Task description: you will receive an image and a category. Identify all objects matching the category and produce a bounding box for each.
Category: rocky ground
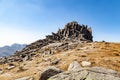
[0,21,120,80]
[0,42,119,80]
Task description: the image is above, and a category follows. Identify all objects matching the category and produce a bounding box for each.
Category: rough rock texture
[0,21,93,64]
[68,61,82,71]
[39,66,63,80]
[48,69,120,80]
[48,62,120,80]
[46,21,93,41]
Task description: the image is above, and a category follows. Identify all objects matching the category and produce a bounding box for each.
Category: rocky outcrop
[46,21,93,41]
[48,62,120,80]
[39,66,63,80]
[0,21,93,64]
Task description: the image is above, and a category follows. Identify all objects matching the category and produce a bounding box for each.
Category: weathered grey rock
[89,66,118,74]
[48,67,120,80]
[86,71,120,80]
[68,61,82,71]
[39,66,63,80]
[48,70,89,80]
[48,61,120,80]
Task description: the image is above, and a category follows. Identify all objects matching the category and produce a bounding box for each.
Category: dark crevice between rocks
[82,72,89,80]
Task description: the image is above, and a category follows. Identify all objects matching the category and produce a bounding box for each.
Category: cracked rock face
[48,62,120,80]
[48,68,120,80]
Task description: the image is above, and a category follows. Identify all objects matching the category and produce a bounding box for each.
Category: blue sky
[0,0,120,46]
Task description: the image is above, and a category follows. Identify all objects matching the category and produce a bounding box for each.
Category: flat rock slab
[48,67,120,80]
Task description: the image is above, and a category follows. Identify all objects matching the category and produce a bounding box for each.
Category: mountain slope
[0,21,93,63]
[0,42,119,80]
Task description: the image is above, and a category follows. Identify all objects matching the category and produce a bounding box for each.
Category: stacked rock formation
[0,21,93,63]
[46,21,93,41]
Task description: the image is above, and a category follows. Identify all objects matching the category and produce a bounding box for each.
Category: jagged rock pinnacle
[46,21,93,41]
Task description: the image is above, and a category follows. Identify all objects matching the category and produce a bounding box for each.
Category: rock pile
[46,21,93,41]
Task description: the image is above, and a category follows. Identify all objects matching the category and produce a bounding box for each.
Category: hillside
[0,44,26,57]
[0,22,119,80]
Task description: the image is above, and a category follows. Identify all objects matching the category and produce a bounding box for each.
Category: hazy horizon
[0,0,120,46]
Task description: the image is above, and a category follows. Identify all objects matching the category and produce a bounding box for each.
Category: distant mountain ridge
[0,43,26,57]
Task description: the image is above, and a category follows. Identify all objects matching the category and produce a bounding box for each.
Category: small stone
[51,59,60,65]
[81,61,91,67]
[23,56,29,61]
[7,66,15,70]
[15,76,34,80]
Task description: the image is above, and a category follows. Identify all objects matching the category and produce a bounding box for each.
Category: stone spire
[46,21,93,41]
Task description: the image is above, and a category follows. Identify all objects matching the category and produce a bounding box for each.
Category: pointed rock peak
[46,21,93,41]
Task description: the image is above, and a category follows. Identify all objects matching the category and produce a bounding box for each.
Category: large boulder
[49,68,120,80]
[39,66,63,80]
[48,62,120,80]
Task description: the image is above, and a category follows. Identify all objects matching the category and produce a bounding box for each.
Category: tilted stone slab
[48,67,120,80]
